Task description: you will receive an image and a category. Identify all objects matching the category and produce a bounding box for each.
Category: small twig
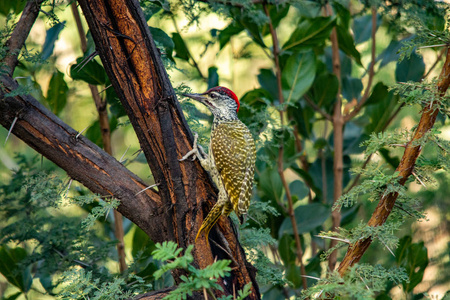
[424,48,446,79]
[76,125,89,138]
[5,116,18,145]
[98,84,113,94]
[394,203,415,217]
[390,143,407,148]
[303,94,332,121]
[357,274,371,291]
[135,183,160,196]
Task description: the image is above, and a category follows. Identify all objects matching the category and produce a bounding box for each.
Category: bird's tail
[195,202,227,243]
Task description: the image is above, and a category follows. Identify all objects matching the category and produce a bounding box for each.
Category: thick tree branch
[337,47,450,276]
[0,75,161,235]
[2,0,45,75]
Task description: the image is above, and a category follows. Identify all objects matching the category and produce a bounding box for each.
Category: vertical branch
[263,4,308,290]
[338,47,450,275]
[326,3,343,272]
[71,2,127,273]
[2,0,45,75]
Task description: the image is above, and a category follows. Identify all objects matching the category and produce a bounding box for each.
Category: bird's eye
[210,93,216,98]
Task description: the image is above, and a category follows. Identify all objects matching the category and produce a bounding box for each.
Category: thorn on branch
[76,125,89,139]
[315,235,350,244]
[412,171,427,188]
[5,116,18,145]
[119,145,131,163]
[135,183,160,196]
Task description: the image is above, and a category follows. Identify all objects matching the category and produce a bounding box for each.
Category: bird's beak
[182,93,207,103]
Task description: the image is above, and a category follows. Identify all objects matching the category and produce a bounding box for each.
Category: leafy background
[0,0,449,299]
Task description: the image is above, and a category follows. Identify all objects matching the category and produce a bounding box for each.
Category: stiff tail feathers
[195,203,223,243]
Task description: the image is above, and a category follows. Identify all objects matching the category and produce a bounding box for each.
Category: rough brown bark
[337,47,450,275]
[0,0,260,298]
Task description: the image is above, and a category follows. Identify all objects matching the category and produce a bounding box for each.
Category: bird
[179,86,256,243]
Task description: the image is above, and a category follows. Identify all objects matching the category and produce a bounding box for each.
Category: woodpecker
[180,86,256,243]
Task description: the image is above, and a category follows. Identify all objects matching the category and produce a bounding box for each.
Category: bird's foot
[180,132,206,161]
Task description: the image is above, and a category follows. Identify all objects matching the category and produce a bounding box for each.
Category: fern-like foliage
[151,241,237,300]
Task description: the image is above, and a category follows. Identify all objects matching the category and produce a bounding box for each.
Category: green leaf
[262,4,290,35]
[171,32,189,61]
[149,26,174,61]
[132,227,156,258]
[353,14,379,44]
[218,22,244,49]
[282,16,336,52]
[46,69,68,115]
[289,180,309,201]
[259,167,283,204]
[395,236,429,292]
[288,102,314,139]
[42,22,66,61]
[207,66,219,89]
[377,37,412,69]
[395,51,425,82]
[336,25,362,65]
[282,51,316,102]
[278,234,295,265]
[342,76,363,103]
[0,246,32,293]
[362,86,399,134]
[70,56,107,85]
[0,0,26,15]
[231,8,266,48]
[278,203,331,236]
[257,69,278,101]
[307,73,339,112]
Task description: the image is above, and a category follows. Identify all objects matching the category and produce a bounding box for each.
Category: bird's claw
[179,132,202,162]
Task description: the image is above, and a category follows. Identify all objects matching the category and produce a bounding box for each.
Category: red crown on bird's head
[206,86,240,112]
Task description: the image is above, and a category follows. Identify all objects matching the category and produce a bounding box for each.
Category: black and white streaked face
[183,86,240,121]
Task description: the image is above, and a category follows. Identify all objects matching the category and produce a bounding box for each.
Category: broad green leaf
[289,180,309,201]
[231,8,266,48]
[395,236,429,292]
[278,234,295,265]
[353,14,379,44]
[0,246,32,293]
[172,32,189,61]
[342,76,363,103]
[336,25,362,65]
[149,26,174,61]
[282,16,336,52]
[207,66,219,89]
[85,117,118,147]
[42,22,66,60]
[395,51,425,82]
[278,203,331,236]
[262,4,290,35]
[360,82,400,134]
[287,102,314,138]
[307,73,339,112]
[257,69,278,101]
[0,0,26,15]
[70,56,107,85]
[132,227,156,258]
[218,22,244,49]
[259,167,283,204]
[282,51,316,102]
[46,69,68,115]
[286,264,304,288]
[377,37,413,69]
[343,122,365,155]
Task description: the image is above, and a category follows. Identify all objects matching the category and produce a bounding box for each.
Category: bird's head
[183,86,239,121]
